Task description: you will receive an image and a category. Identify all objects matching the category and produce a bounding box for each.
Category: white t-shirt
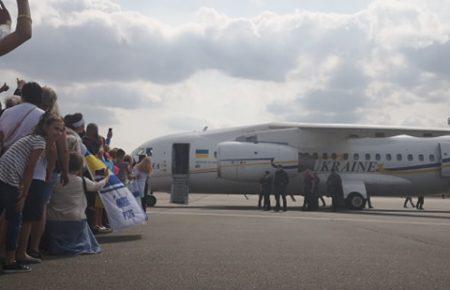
[0,103,46,180]
[48,174,107,221]
[128,167,149,198]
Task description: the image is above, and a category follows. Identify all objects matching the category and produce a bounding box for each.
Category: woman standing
[128,157,152,212]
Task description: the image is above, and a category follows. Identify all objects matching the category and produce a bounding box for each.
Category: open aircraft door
[439,143,450,177]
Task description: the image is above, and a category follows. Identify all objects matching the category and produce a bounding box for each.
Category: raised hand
[0,1,11,27]
[17,77,26,89]
[0,82,8,92]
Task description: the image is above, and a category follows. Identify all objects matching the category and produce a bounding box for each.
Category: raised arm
[0,0,32,57]
[0,82,9,93]
[85,174,109,192]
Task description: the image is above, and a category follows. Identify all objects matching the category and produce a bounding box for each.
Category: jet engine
[217,141,299,182]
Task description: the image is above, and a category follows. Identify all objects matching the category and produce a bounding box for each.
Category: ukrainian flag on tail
[84,151,147,231]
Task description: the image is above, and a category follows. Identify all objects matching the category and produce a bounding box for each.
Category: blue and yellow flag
[195,149,209,159]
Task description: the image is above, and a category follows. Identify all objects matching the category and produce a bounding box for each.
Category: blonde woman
[128,157,152,212]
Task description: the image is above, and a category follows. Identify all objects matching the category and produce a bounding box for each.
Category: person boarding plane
[132,122,450,209]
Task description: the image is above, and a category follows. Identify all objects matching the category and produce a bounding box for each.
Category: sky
[1,0,450,152]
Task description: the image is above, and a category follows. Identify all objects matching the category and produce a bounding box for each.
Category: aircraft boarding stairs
[171,174,189,204]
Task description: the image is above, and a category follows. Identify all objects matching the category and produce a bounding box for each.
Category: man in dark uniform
[310,171,320,210]
[326,168,343,211]
[303,169,313,210]
[274,165,289,212]
[416,194,425,210]
[259,171,272,210]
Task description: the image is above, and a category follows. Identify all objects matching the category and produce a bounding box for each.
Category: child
[46,153,109,255]
[0,112,64,273]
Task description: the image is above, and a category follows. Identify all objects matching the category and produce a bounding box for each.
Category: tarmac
[2,193,450,289]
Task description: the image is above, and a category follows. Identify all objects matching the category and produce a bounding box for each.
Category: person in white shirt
[0,82,44,151]
[128,157,152,212]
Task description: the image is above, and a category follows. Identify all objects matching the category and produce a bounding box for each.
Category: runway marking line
[151,210,450,227]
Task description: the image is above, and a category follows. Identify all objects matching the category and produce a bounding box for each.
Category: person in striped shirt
[0,112,64,273]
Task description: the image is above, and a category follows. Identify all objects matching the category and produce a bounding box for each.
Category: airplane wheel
[146,195,157,207]
[346,192,365,210]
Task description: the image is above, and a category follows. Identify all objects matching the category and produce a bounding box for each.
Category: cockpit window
[146,147,153,156]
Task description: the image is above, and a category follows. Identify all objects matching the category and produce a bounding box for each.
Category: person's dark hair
[116,149,125,158]
[33,112,63,136]
[138,154,146,162]
[64,113,83,130]
[124,155,132,164]
[68,152,84,173]
[21,82,42,105]
[86,123,99,138]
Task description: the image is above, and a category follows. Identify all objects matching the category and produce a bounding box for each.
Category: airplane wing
[268,123,450,138]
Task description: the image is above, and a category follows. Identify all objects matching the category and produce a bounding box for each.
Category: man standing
[259,171,273,211]
[303,169,313,210]
[274,165,289,212]
[416,194,425,210]
[403,194,415,208]
[327,168,343,211]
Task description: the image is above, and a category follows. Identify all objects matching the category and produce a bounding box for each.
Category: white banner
[85,153,147,231]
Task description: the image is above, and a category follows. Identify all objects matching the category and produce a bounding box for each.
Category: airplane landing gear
[145,194,157,207]
[346,192,365,210]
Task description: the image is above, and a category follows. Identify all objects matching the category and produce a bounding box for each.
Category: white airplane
[132,122,450,209]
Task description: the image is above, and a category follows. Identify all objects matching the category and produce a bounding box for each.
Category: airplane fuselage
[132,123,450,205]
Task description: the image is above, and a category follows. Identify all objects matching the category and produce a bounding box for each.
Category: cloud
[1,0,450,151]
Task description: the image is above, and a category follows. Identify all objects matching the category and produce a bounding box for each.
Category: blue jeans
[0,181,22,251]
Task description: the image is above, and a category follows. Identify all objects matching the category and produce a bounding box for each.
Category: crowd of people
[258,167,428,212]
[258,167,347,212]
[0,79,152,274]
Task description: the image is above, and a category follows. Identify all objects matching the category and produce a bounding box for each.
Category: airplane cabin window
[331,153,337,160]
[418,154,424,161]
[407,154,413,161]
[353,153,359,160]
[396,154,402,161]
[375,153,381,161]
[386,154,392,161]
[429,154,435,162]
[343,153,349,160]
[322,153,328,160]
[365,153,371,160]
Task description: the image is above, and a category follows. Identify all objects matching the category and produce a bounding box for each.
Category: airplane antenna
[203,126,208,132]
